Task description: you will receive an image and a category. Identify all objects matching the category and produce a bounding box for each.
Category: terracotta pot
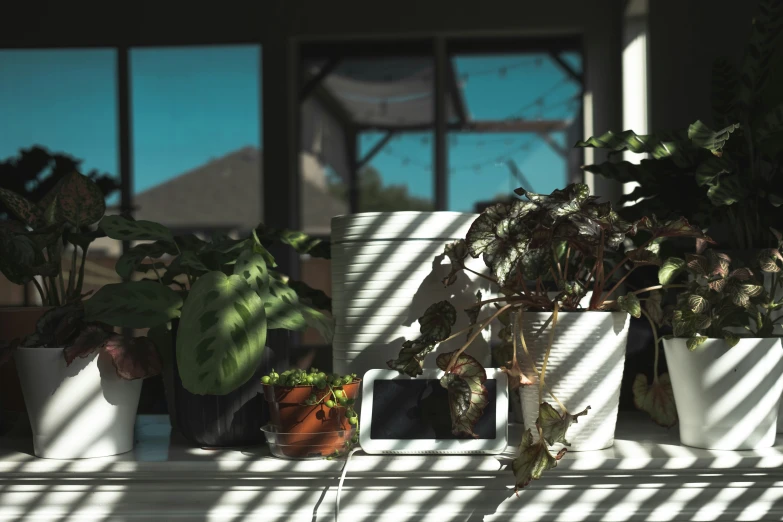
[0,307,50,413]
[262,381,360,457]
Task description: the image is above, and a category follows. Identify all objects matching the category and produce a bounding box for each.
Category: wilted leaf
[659,257,686,285]
[617,292,642,318]
[512,429,567,491]
[632,373,677,427]
[436,352,488,437]
[538,402,590,446]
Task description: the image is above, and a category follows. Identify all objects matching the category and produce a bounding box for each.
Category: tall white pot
[664,337,783,450]
[15,347,143,459]
[518,311,629,451]
[331,212,493,376]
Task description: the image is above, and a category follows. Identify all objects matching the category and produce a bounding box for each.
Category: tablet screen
[369,379,497,440]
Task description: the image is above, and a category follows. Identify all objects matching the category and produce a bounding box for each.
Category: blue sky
[0,46,580,213]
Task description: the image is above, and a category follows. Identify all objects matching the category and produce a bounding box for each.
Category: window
[0,48,120,305]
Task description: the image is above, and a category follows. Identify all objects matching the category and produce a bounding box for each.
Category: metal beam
[358,119,570,133]
[299,57,341,102]
[434,37,448,211]
[446,57,468,124]
[536,132,569,158]
[356,132,395,170]
[346,128,359,213]
[549,51,583,86]
[117,46,133,251]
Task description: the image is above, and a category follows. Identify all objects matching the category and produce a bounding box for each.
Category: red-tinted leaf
[436,352,488,437]
[729,267,754,281]
[63,325,113,365]
[0,188,40,228]
[57,171,106,227]
[632,373,677,428]
[387,338,439,377]
[102,334,162,380]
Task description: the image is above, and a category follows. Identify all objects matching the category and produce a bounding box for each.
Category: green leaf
[659,257,686,285]
[0,188,40,227]
[418,301,457,340]
[756,102,783,142]
[84,281,183,328]
[706,174,748,206]
[687,120,740,152]
[581,157,671,185]
[387,338,439,377]
[758,249,782,272]
[723,331,741,348]
[538,402,590,446]
[575,128,690,159]
[617,292,642,318]
[442,239,469,286]
[299,305,335,344]
[177,251,210,273]
[687,335,709,350]
[100,215,174,243]
[232,248,270,295]
[176,271,267,395]
[632,373,678,428]
[512,429,567,491]
[56,171,106,227]
[687,294,710,314]
[286,279,332,311]
[115,241,177,279]
[262,274,306,330]
[255,225,330,259]
[694,154,733,187]
[436,352,489,437]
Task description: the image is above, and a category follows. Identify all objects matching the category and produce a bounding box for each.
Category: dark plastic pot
[170,319,280,448]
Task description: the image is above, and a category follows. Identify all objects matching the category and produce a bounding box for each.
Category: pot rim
[262,379,362,390]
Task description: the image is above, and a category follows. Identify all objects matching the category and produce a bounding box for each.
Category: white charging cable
[335,448,359,522]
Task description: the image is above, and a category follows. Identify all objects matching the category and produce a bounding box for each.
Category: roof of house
[130,147,347,236]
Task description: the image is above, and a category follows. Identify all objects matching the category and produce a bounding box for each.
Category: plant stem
[68,245,78,297]
[31,278,47,305]
[552,245,563,282]
[539,302,559,406]
[563,246,572,281]
[515,310,568,413]
[601,265,638,302]
[75,247,88,296]
[602,236,655,288]
[463,266,498,285]
[640,308,661,383]
[632,283,687,295]
[445,303,515,372]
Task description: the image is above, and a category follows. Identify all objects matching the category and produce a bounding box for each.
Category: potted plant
[83,216,334,448]
[648,237,783,450]
[0,171,160,459]
[387,183,711,491]
[260,367,360,459]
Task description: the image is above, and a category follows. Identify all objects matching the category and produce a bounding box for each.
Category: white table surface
[2,413,783,521]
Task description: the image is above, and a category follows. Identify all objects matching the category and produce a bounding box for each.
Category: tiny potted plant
[387,183,711,491]
[0,171,160,459]
[260,367,360,459]
[646,234,783,450]
[84,216,334,448]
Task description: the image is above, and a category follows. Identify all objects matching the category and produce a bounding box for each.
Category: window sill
[1,413,782,521]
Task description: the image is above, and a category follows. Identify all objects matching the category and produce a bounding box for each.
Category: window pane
[448,52,583,212]
[0,49,120,304]
[130,45,262,234]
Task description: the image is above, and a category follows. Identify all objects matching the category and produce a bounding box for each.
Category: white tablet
[359,368,508,454]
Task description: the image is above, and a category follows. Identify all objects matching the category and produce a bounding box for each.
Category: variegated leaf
[56,171,106,227]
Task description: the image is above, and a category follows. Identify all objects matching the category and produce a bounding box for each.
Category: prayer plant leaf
[436,352,489,438]
[687,120,741,152]
[84,281,183,329]
[538,402,590,446]
[512,429,568,491]
[115,241,178,279]
[632,373,678,428]
[617,292,642,318]
[100,215,175,243]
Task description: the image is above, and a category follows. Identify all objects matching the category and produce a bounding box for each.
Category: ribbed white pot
[331,212,493,376]
[664,337,783,450]
[518,311,629,451]
[15,347,143,459]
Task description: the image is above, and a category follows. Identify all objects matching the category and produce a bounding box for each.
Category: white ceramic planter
[331,212,494,376]
[518,311,629,451]
[15,347,143,459]
[664,337,783,450]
